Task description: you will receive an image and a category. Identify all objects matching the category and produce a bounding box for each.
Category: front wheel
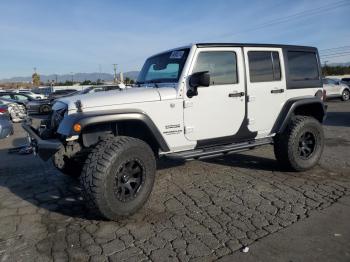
[80,136,156,220]
[274,116,324,171]
[40,104,51,114]
[341,89,350,101]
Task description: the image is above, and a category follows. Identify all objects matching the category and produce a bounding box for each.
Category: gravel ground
[0,100,349,262]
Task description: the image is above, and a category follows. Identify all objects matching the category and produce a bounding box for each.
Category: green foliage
[322,66,350,76]
[32,73,41,86]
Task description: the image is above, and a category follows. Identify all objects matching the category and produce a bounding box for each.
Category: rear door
[184,47,246,142]
[244,47,286,137]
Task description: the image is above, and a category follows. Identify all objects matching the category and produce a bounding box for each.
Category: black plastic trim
[22,123,62,161]
[57,109,170,152]
[271,97,326,134]
[282,47,323,90]
[196,43,317,50]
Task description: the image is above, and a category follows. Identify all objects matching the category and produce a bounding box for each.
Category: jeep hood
[57,87,177,111]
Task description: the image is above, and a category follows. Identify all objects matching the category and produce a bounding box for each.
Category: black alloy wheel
[298,131,316,160]
[114,159,145,202]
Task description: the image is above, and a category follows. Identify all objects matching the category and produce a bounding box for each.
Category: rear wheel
[80,136,156,220]
[274,116,324,171]
[341,89,350,101]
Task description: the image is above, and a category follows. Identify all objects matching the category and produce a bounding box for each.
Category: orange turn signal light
[73,123,82,132]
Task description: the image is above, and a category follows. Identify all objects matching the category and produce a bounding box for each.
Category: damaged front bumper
[22,122,62,161]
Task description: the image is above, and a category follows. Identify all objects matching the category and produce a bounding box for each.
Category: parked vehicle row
[0,92,52,114]
[0,98,26,122]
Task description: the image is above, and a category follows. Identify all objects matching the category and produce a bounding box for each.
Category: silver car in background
[323,78,350,101]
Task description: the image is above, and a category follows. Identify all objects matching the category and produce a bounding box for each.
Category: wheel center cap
[122,174,129,182]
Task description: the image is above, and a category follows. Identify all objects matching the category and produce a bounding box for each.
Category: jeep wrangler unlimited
[23,43,326,220]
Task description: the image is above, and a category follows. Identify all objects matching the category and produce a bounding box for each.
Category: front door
[244,47,286,137]
[184,47,246,142]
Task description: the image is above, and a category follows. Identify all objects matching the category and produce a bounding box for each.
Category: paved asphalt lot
[0,101,349,262]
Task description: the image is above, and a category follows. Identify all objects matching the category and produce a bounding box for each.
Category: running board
[166,138,273,160]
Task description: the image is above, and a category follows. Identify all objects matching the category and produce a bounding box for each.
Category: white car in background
[16,90,46,99]
[323,78,350,101]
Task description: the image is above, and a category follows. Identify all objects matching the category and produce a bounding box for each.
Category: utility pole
[113,64,118,83]
[70,72,74,84]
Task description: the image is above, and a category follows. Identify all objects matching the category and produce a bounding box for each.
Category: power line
[206,0,350,41]
[319,45,350,53]
[321,51,350,58]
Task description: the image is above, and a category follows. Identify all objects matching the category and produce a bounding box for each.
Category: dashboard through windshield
[136,48,190,85]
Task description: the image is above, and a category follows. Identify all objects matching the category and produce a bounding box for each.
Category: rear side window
[287,51,319,81]
[248,51,281,82]
[193,51,238,85]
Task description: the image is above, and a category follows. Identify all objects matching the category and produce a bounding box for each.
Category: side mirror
[187,71,210,98]
[189,71,210,88]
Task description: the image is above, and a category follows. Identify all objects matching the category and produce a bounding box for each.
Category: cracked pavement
[0,101,349,261]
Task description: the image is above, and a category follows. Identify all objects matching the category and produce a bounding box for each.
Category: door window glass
[193,51,238,85]
[248,51,281,82]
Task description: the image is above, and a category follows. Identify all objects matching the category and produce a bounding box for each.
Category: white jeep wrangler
[23,43,326,220]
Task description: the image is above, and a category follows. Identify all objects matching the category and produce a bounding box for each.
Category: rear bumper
[22,122,62,161]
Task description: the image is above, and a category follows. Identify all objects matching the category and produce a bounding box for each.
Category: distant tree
[322,65,350,76]
[32,73,41,86]
[81,80,92,85]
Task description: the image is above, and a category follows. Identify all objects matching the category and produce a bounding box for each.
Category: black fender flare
[271,97,326,134]
[57,109,170,152]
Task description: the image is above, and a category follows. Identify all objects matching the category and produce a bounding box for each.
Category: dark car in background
[48,89,78,101]
[0,92,52,114]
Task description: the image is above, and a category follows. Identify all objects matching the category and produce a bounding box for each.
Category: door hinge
[183,100,193,108]
[184,126,194,134]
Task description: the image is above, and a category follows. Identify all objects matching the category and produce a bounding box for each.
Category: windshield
[136,48,190,85]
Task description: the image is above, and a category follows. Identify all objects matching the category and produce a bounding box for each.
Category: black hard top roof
[196,43,318,50]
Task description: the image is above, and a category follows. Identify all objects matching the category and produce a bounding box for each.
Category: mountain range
[0,71,140,83]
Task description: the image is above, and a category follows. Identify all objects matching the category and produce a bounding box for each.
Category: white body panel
[243,47,286,138]
[183,47,246,141]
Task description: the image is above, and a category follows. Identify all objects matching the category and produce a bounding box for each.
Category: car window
[326,79,336,84]
[193,51,238,85]
[287,51,319,81]
[13,94,29,101]
[248,51,281,82]
[0,95,12,99]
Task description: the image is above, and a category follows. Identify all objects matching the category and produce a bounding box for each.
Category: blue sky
[0,0,349,79]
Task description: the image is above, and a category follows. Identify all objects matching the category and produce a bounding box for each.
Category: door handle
[229,92,245,98]
[271,89,284,94]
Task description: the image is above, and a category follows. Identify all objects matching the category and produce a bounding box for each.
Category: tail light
[0,108,8,114]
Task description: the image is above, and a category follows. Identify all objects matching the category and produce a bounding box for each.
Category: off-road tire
[341,89,350,101]
[80,136,156,220]
[274,116,324,171]
[52,156,83,178]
